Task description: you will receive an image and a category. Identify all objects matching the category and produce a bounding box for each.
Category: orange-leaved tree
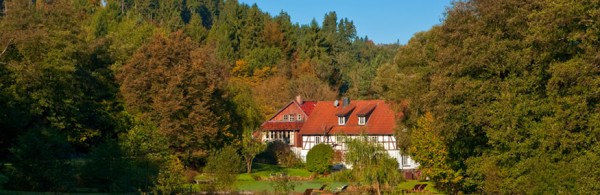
[118,30,226,167]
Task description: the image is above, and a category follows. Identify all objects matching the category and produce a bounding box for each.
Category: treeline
[375,0,600,193]
[0,0,396,192]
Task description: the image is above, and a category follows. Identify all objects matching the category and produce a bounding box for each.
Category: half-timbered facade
[261,97,418,170]
[260,96,316,147]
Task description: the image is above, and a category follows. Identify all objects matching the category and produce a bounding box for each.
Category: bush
[331,169,356,182]
[81,140,138,192]
[203,145,243,191]
[270,171,296,194]
[306,144,334,173]
[256,140,303,167]
[7,128,75,191]
[153,155,186,194]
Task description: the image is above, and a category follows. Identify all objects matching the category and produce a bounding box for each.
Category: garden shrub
[306,144,334,173]
[270,171,296,194]
[332,169,355,182]
[256,140,303,167]
[153,155,186,194]
[203,145,243,191]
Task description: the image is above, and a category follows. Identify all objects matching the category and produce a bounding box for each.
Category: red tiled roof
[300,100,396,135]
[335,104,356,116]
[298,101,317,116]
[357,103,377,116]
[261,121,304,130]
[265,100,317,122]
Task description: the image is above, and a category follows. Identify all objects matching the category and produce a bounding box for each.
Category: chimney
[342,97,350,107]
[296,95,303,105]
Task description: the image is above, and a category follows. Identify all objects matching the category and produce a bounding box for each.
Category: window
[338,116,346,125]
[297,114,302,121]
[289,114,295,122]
[358,116,366,125]
[402,155,410,167]
[283,115,288,121]
[370,136,377,142]
[315,136,321,144]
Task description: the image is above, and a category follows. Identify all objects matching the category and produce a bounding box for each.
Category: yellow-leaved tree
[410,112,462,192]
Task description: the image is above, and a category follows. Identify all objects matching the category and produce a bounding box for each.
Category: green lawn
[237,180,348,193]
[233,163,351,192]
[235,163,441,193]
[237,163,312,180]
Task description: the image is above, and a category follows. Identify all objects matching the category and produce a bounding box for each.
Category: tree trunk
[246,157,253,174]
[376,182,381,195]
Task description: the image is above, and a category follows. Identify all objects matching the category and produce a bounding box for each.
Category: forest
[0,0,599,194]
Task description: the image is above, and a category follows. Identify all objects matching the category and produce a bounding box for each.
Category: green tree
[204,145,243,191]
[120,122,170,191]
[410,113,462,192]
[306,143,334,173]
[241,129,266,174]
[375,0,600,193]
[153,155,186,194]
[346,136,402,195]
[0,0,129,153]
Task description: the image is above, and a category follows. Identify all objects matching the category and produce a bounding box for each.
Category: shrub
[270,172,296,194]
[8,128,75,191]
[203,145,243,191]
[153,155,186,194]
[82,140,137,192]
[331,169,355,182]
[306,144,334,173]
[184,169,200,183]
[256,140,303,167]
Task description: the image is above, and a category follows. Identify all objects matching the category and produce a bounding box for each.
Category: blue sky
[238,0,454,44]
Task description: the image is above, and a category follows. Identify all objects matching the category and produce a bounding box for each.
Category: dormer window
[338,116,346,125]
[358,116,366,125]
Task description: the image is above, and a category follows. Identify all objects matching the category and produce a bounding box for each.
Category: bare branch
[0,38,14,58]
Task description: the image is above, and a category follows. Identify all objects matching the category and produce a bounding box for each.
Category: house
[260,96,418,171]
[260,96,316,147]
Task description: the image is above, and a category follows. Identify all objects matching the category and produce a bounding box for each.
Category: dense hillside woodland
[0,0,397,192]
[0,0,598,193]
[374,0,600,193]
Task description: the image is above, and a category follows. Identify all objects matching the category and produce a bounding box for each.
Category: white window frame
[315,136,321,144]
[297,114,302,121]
[338,116,346,125]
[289,114,295,122]
[358,116,366,125]
[283,115,288,121]
[402,155,410,167]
